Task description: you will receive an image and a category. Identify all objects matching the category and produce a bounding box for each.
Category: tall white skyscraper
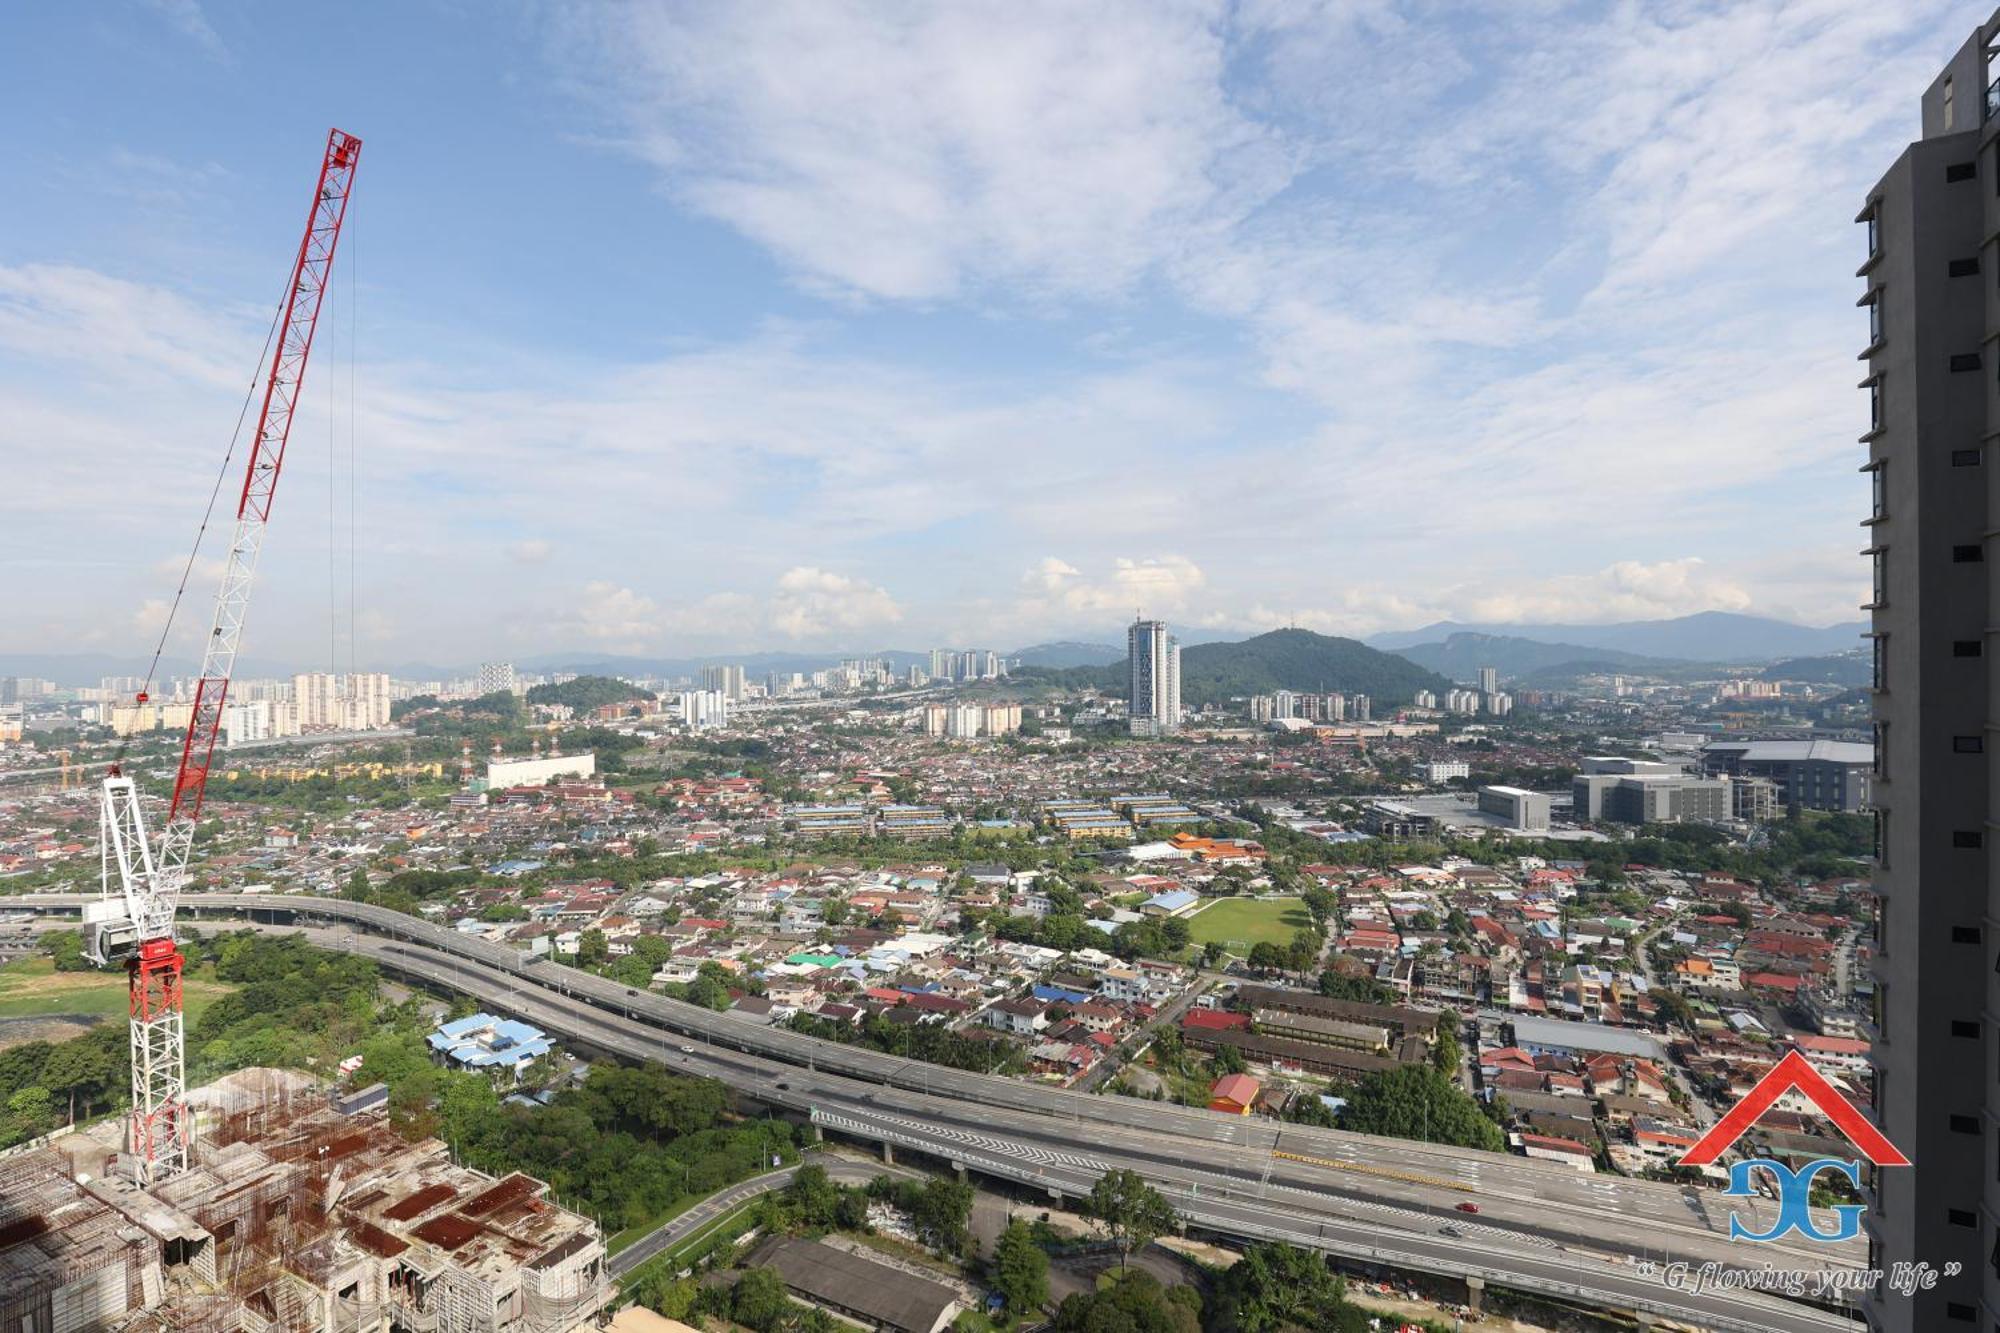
[1476,665,1499,696]
[1127,619,1181,738]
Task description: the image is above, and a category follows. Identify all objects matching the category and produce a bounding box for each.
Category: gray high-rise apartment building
[700,664,747,701]
[1127,618,1181,737]
[1476,665,1498,696]
[1861,14,2000,1329]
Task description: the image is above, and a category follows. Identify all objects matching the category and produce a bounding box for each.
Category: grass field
[1187,897,1313,954]
[0,956,235,1022]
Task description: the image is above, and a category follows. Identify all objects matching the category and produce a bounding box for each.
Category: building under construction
[0,1068,607,1333]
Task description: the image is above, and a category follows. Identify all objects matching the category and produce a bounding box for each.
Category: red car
[1455,1201,1481,1214]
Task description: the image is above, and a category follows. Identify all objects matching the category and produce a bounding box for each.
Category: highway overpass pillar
[951,1160,967,1183]
[881,1142,895,1166]
[1463,1275,1483,1314]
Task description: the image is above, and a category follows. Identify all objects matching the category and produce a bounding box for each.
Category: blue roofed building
[1140,888,1200,918]
[428,1013,554,1079]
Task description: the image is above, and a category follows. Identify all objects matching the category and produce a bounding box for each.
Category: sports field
[0,955,234,1021]
[1187,897,1313,954]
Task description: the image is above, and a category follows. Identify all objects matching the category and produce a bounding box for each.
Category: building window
[1952,1114,1980,1135]
[1875,723,1889,776]
[1951,1208,1978,1227]
[1956,735,1985,754]
[1955,1021,1981,1038]
[1874,635,1889,687]
[1947,161,1977,183]
[1946,75,1957,129]
[1955,640,1982,657]
[1943,1302,1973,1322]
[1871,379,1885,432]
[1873,549,1888,605]
[1872,463,1886,519]
[1954,447,1982,466]
[1875,808,1888,866]
[1953,925,1981,943]
[1874,980,1889,1037]
[1957,544,1987,562]
[1952,256,1982,275]
[1956,831,1985,848]
[1953,352,1983,372]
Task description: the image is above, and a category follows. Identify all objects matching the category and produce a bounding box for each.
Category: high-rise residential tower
[1860,15,1999,1329]
[1127,618,1181,738]
[1477,665,1498,696]
[700,664,747,701]
[476,661,517,696]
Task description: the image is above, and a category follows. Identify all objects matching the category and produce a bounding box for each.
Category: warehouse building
[1698,739,1873,813]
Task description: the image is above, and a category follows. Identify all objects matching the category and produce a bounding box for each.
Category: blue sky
[0,1,1970,664]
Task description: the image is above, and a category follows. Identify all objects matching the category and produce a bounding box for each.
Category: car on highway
[776,1081,790,1090]
[1439,1224,1464,1237]
[679,1044,695,1054]
[1455,1201,1480,1214]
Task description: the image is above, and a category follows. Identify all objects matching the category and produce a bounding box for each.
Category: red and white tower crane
[86,129,361,1188]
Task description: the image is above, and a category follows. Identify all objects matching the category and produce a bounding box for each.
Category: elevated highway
[26,892,1869,1332]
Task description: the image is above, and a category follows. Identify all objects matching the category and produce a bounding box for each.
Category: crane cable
[111,276,290,774]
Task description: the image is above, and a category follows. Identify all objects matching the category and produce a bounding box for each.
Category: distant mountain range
[1019,627,1449,706]
[1365,611,1866,663]
[1008,641,1125,668]
[1390,632,1679,682]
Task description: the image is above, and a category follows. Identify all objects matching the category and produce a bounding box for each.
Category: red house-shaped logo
[1678,1049,1909,1168]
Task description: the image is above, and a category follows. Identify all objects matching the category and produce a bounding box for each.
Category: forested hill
[1018,628,1450,706]
[523,674,656,711]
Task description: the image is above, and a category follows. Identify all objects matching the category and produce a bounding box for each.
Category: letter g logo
[1725,1158,1864,1243]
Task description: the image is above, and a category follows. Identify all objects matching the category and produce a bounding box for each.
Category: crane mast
[88,129,360,1188]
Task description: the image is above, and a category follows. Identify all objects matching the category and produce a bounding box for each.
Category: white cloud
[561,1,1294,302]
[565,582,661,652]
[505,538,554,564]
[769,567,903,639]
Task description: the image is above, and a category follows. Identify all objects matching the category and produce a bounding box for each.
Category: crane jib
[165,128,361,833]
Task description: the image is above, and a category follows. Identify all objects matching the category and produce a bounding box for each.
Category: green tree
[912,1177,974,1256]
[1212,1241,1348,1333]
[1051,1271,1199,1333]
[1247,942,1287,973]
[785,1164,841,1229]
[40,929,89,972]
[1338,1065,1503,1152]
[1082,1169,1179,1268]
[731,1266,793,1333]
[992,1219,1050,1316]
[576,928,609,967]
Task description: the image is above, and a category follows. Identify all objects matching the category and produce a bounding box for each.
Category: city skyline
[0,2,1968,662]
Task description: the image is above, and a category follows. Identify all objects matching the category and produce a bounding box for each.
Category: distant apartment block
[477,660,518,695]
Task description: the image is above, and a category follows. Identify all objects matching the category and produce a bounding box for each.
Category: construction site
[0,1067,608,1333]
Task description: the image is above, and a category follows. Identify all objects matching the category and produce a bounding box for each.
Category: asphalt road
[608,1153,917,1278]
[35,893,1871,1332]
